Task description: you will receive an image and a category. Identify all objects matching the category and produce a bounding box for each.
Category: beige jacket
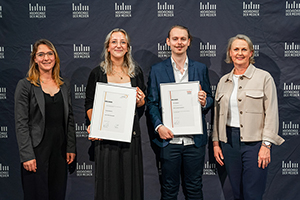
[212,64,284,145]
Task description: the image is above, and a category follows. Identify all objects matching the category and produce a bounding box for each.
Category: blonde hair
[27,39,63,87]
[225,34,255,64]
[100,28,135,77]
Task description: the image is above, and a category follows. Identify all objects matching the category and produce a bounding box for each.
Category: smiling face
[34,44,56,73]
[229,39,253,68]
[107,31,128,61]
[166,27,190,56]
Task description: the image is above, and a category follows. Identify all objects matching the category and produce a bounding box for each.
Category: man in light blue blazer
[146,25,213,199]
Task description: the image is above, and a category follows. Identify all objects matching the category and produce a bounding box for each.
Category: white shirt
[227,74,241,127]
[169,56,195,145]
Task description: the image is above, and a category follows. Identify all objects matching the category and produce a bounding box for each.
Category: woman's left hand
[198,84,206,107]
[258,145,271,169]
[66,153,76,164]
[136,87,145,107]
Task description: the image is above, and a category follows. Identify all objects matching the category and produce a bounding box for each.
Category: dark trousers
[21,134,67,200]
[160,143,205,200]
[221,126,268,200]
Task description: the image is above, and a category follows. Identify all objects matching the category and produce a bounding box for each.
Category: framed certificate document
[89,82,136,143]
[160,81,203,135]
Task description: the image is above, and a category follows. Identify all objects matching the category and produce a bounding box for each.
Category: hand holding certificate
[160,81,203,135]
[89,83,136,143]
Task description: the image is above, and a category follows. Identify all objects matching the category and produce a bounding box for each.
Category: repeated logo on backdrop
[199,42,216,57]
[115,2,131,18]
[74,44,90,59]
[282,121,299,136]
[0,126,8,139]
[76,162,93,177]
[28,3,46,18]
[282,160,298,175]
[74,83,86,99]
[157,43,171,58]
[157,2,174,17]
[199,2,216,17]
[0,46,4,59]
[285,1,300,16]
[0,163,9,178]
[75,122,88,138]
[72,3,89,18]
[203,161,217,175]
[243,2,260,17]
[283,82,300,97]
[284,42,300,57]
[0,87,6,99]
[0,5,2,18]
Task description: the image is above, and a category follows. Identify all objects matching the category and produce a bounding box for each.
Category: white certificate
[89,82,136,143]
[160,81,203,135]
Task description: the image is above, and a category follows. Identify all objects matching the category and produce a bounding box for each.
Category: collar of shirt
[171,56,189,83]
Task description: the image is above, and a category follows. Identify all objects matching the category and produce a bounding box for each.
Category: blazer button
[239,86,242,89]
[240,111,243,114]
[238,99,242,102]
[240,136,243,139]
[240,77,243,80]
[240,124,243,128]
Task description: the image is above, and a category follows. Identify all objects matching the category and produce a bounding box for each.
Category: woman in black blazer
[14,39,76,200]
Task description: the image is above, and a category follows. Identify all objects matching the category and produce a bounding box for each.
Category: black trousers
[21,133,67,200]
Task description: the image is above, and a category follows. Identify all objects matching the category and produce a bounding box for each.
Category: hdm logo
[72,3,89,18]
[74,44,90,59]
[157,43,171,58]
[0,5,2,18]
[199,2,216,17]
[0,126,8,138]
[157,2,174,17]
[29,3,46,18]
[282,161,298,175]
[0,46,4,59]
[200,42,216,57]
[284,42,300,57]
[253,44,259,57]
[75,122,88,138]
[243,2,260,17]
[74,84,86,99]
[282,121,299,136]
[115,2,131,17]
[0,163,9,178]
[203,161,217,175]
[0,87,6,99]
[286,1,300,16]
[76,162,93,176]
[283,82,300,97]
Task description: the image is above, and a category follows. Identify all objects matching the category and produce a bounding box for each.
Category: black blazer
[14,78,76,163]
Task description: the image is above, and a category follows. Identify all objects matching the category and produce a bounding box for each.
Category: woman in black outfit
[15,39,76,200]
[85,28,146,200]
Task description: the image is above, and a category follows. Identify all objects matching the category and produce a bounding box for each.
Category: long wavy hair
[225,34,255,64]
[100,28,135,77]
[27,39,63,87]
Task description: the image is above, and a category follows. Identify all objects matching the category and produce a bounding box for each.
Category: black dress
[85,66,145,200]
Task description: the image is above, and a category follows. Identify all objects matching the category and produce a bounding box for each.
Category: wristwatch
[263,141,271,146]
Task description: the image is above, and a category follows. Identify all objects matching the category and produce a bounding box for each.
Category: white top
[108,82,132,87]
[227,74,240,127]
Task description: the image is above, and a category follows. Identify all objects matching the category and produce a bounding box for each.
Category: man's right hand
[157,125,174,140]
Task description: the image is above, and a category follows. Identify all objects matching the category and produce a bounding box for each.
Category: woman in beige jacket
[212,34,284,200]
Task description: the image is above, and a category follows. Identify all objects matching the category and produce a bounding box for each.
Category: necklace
[113,70,124,80]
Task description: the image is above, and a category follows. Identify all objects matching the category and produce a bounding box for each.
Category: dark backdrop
[0,1,299,199]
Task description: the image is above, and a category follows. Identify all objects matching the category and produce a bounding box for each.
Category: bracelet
[261,143,271,150]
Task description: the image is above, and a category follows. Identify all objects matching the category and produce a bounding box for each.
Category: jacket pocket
[245,91,264,113]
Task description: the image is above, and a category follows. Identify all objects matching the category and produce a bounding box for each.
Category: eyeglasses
[36,51,54,58]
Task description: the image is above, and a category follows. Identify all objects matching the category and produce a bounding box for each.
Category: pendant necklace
[113,69,124,80]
